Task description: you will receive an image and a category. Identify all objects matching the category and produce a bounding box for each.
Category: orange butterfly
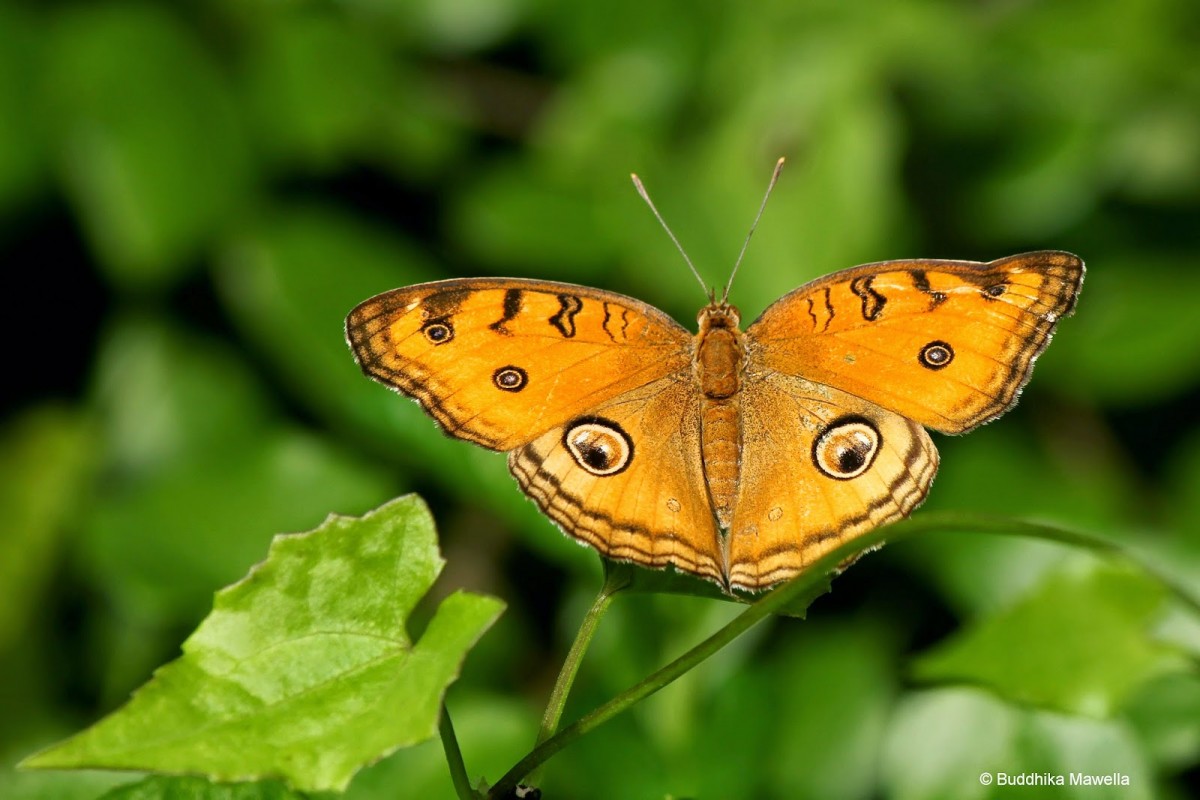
[346,174,1082,592]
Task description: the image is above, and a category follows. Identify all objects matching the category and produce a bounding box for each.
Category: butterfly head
[698,301,741,332]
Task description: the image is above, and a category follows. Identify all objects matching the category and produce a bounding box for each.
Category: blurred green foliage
[1,0,1198,798]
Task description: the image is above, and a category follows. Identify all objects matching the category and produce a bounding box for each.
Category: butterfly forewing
[745,251,1084,434]
[346,278,693,450]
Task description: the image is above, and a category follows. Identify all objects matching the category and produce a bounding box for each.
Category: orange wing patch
[747,251,1083,434]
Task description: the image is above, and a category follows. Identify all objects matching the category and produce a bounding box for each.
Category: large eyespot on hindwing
[492,365,528,392]
[812,416,881,480]
[563,416,633,476]
[918,340,954,371]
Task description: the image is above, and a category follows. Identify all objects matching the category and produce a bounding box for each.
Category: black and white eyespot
[918,340,954,371]
[984,283,1007,298]
[563,416,633,476]
[493,365,528,392]
[812,416,881,480]
[421,317,454,344]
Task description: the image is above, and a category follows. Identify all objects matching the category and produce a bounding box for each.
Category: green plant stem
[519,568,629,791]
[911,513,1200,616]
[486,512,1198,798]
[487,527,858,798]
[537,571,626,745]
[439,704,479,800]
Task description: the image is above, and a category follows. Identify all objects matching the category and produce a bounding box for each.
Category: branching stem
[485,512,1192,798]
[440,704,480,800]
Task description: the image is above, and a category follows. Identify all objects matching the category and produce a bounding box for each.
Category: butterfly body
[694,303,746,527]
[347,251,1083,592]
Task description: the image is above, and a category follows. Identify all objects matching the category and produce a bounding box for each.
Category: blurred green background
[2,0,1198,798]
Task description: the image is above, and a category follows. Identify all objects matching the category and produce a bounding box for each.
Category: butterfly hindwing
[726,373,938,590]
[508,376,724,584]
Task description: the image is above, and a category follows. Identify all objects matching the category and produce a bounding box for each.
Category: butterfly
[346,180,1082,592]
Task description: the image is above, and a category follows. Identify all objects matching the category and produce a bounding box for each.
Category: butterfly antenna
[721,156,785,303]
[631,172,712,301]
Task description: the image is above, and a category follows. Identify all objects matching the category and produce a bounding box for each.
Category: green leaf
[912,561,1185,716]
[450,160,624,278]
[763,622,896,800]
[99,775,304,800]
[243,14,396,170]
[214,207,437,440]
[1045,254,1200,405]
[88,317,275,474]
[0,4,47,214]
[0,763,135,800]
[1123,671,1200,773]
[43,5,250,288]
[0,406,95,650]
[23,496,505,793]
[899,422,1133,616]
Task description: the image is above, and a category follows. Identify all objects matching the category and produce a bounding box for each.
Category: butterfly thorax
[695,303,745,531]
[695,303,744,399]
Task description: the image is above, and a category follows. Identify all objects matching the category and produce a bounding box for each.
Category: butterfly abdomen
[700,400,740,529]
